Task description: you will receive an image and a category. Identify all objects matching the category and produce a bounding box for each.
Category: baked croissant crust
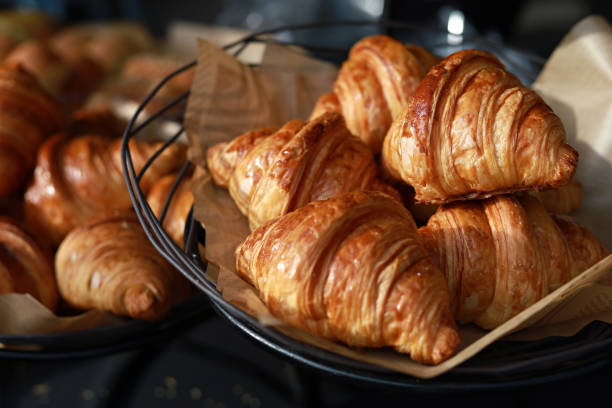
[207,112,400,230]
[0,217,57,311]
[236,191,460,365]
[311,35,439,153]
[24,114,186,245]
[0,65,64,198]
[382,49,579,204]
[147,172,194,249]
[418,194,609,329]
[55,214,191,320]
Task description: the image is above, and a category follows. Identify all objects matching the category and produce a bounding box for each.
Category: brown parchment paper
[187,16,612,379]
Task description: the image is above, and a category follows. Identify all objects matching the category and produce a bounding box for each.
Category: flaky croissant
[55,214,191,320]
[382,49,578,204]
[0,65,64,198]
[147,172,194,249]
[207,112,400,230]
[0,217,57,311]
[418,194,609,329]
[310,35,439,153]
[24,113,186,245]
[236,191,460,364]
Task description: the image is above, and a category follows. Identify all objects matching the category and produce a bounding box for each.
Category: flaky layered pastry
[55,214,191,320]
[207,112,400,230]
[24,110,185,245]
[419,194,609,329]
[0,217,57,311]
[310,35,439,153]
[236,191,460,365]
[0,65,64,198]
[382,49,578,204]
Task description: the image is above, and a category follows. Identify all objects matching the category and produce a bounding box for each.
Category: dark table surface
[2,299,612,408]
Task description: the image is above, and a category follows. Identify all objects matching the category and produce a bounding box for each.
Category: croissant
[529,178,583,214]
[236,191,460,364]
[4,40,72,98]
[147,172,194,248]
[382,49,579,204]
[0,65,64,198]
[311,35,439,153]
[0,217,57,311]
[24,115,186,245]
[207,112,400,230]
[418,194,609,329]
[55,214,191,320]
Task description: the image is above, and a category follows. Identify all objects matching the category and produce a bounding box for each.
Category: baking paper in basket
[187,16,612,378]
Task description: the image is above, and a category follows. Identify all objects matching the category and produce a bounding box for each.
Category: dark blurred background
[2,0,612,58]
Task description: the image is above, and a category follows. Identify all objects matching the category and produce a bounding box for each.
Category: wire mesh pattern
[120,20,612,390]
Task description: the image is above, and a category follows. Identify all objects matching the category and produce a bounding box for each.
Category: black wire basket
[120,20,612,391]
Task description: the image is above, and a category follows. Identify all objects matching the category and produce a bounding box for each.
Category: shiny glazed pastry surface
[24,110,185,245]
[0,65,64,197]
[382,49,578,204]
[418,194,609,329]
[0,217,57,311]
[236,191,460,365]
[207,112,400,230]
[55,214,191,320]
[311,35,439,153]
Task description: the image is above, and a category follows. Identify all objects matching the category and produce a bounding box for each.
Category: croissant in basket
[24,109,186,245]
[55,214,191,320]
[147,171,194,249]
[4,39,73,99]
[207,112,400,230]
[310,34,439,154]
[382,49,579,204]
[236,190,460,364]
[0,64,64,198]
[418,194,609,329]
[0,217,57,311]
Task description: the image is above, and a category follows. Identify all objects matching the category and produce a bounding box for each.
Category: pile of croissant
[0,10,195,322]
[206,34,610,365]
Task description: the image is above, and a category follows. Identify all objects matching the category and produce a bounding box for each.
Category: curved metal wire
[120,19,612,388]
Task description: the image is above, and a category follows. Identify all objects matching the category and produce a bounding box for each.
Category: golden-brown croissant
[4,40,72,98]
[0,64,64,198]
[55,214,191,320]
[236,190,460,364]
[49,22,154,74]
[207,112,400,230]
[311,35,439,153]
[382,49,578,204]
[147,172,194,249]
[529,178,583,214]
[0,217,57,311]
[418,194,609,329]
[24,115,186,246]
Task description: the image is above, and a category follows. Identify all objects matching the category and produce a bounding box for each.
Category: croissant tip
[429,324,461,365]
[124,284,167,321]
